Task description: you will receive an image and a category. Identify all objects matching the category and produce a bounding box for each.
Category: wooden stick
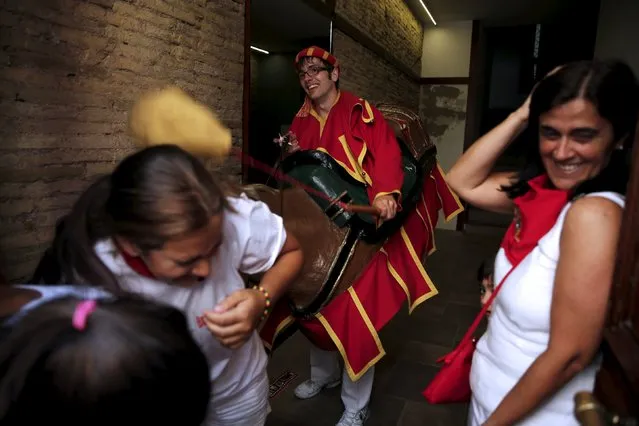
[342,203,381,216]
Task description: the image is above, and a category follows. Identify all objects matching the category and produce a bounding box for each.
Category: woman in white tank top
[445,60,639,425]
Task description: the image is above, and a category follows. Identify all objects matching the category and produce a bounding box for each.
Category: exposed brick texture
[333,30,420,111]
[335,0,423,74]
[0,0,244,282]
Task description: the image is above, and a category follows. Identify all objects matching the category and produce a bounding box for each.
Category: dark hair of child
[477,255,496,283]
[0,295,211,426]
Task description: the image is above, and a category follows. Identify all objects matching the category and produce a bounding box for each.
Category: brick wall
[335,0,423,74]
[333,31,420,110]
[332,0,422,111]
[0,0,245,282]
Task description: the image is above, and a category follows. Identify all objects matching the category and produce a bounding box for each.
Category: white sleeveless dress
[467,192,625,426]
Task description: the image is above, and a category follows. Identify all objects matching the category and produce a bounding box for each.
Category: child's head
[0,295,211,426]
[35,144,229,288]
[107,145,228,285]
[476,255,495,284]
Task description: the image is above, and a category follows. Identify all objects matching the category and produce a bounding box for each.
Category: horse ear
[128,86,232,161]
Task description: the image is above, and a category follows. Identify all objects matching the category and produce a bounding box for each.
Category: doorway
[247,0,331,185]
[463,1,601,230]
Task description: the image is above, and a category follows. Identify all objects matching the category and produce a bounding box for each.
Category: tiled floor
[265,228,504,426]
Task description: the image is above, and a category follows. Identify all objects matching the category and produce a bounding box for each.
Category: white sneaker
[293,377,341,399]
[336,407,370,426]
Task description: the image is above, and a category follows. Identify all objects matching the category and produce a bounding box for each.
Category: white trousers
[309,345,374,412]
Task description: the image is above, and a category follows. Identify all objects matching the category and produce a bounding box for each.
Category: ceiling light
[417,0,437,26]
[250,46,270,55]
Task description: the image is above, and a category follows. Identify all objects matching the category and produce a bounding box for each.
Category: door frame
[242,0,252,184]
[594,116,639,416]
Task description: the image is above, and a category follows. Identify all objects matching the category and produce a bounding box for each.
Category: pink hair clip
[72,300,98,331]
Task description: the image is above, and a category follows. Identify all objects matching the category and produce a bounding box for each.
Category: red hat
[294,46,339,68]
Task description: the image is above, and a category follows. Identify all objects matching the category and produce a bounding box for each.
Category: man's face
[298,57,339,101]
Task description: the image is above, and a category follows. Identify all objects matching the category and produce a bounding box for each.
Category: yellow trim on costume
[348,287,386,369]
[435,163,464,222]
[310,108,327,137]
[295,98,312,118]
[338,135,373,186]
[373,191,403,228]
[308,91,342,138]
[357,142,367,165]
[322,50,329,60]
[313,223,441,380]
[420,195,437,255]
[373,190,402,202]
[260,314,295,351]
[316,308,386,382]
[274,315,294,339]
[414,204,428,229]
[307,47,315,56]
[361,100,375,123]
[378,225,439,313]
[399,226,439,302]
[414,203,437,256]
[380,247,412,301]
[317,147,367,184]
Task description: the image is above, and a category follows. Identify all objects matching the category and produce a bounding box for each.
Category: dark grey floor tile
[397,341,451,367]
[398,401,469,426]
[266,390,343,426]
[383,361,440,403]
[367,395,406,426]
[448,290,483,307]
[410,316,460,347]
[442,302,481,327]
[409,297,448,320]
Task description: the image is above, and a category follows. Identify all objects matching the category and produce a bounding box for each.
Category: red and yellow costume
[260,47,464,381]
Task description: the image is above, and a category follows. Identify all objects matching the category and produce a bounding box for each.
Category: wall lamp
[250,46,270,55]
[417,0,437,26]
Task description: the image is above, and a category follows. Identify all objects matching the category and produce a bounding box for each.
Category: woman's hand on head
[202,289,267,349]
[514,94,532,124]
[514,65,565,124]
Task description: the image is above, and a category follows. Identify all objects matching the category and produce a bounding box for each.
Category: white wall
[421,21,473,78]
[420,21,473,230]
[594,0,639,75]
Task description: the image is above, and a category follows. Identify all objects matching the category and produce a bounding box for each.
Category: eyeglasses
[298,66,328,79]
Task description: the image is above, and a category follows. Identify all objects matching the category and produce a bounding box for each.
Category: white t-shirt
[94,194,286,421]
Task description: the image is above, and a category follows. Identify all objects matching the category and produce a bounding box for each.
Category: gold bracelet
[252,285,271,321]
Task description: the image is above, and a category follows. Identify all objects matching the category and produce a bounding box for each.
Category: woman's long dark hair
[31,145,228,289]
[0,295,211,426]
[503,60,639,199]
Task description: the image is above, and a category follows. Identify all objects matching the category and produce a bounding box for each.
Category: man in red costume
[286,48,403,222]
[261,46,464,426]
[289,46,401,426]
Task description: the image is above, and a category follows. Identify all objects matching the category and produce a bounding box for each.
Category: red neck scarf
[501,174,570,265]
[120,250,155,279]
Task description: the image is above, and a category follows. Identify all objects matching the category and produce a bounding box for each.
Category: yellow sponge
[129,86,232,159]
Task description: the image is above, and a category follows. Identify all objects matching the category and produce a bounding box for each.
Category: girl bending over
[32,144,304,425]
